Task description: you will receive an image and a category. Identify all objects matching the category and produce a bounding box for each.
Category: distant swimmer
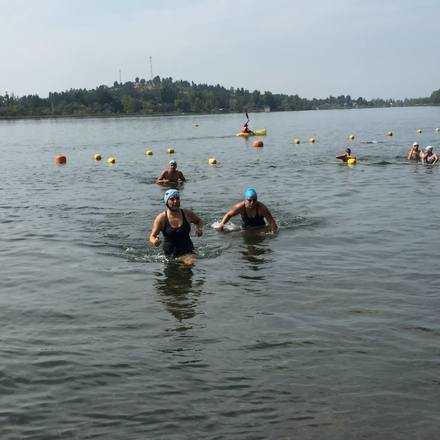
[420,146,439,165]
[149,189,203,265]
[216,187,278,233]
[407,142,421,161]
[156,160,186,186]
[336,147,356,163]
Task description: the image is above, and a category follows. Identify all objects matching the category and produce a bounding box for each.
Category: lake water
[1,107,440,439]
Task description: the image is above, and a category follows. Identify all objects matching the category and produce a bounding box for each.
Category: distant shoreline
[0,105,433,122]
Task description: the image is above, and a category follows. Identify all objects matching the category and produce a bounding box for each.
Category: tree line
[0,76,438,118]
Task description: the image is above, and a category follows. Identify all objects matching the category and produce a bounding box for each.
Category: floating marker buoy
[436,128,440,132]
[167,148,175,154]
[145,149,153,156]
[347,157,357,165]
[208,157,217,165]
[107,156,116,164]
[387,131,394,136]
[416,129,422,134]
[193,124,199,127]
[54,155,67,165]
[94,153,102,161]
[348,134,355,141]
[309,137,316,144]
[293,138,300,144]
[252,140,264,148]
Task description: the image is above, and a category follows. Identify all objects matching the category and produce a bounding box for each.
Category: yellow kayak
[236,128,267,137]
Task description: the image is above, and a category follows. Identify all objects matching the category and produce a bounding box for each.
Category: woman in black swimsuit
[149,189,203,265]
[217,187,278,233]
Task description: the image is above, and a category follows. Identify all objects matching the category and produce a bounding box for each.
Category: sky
[1,0,439,100]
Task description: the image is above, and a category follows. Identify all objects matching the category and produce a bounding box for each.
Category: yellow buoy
[348,134,355,141]
[387,131,393,137]
[107,156,116,164]
[416,129,422,134]
[208,157,217,165]
[347,157,357,165]
[94,153,102,161]
[145,149,153,156]
[167,148,175,154]
[293,138,300,144]
[309,137,316,144]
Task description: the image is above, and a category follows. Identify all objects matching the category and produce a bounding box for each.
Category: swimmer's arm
[185,209,203,236]
[178,171,186,182]
[149,213,165,247]
[156,171,169,184]
[260,204,278,233]
[336,154,347,161]
[218,203,243,230]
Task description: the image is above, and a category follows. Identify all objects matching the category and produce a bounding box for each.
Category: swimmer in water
[407,142,421,161]
[336,147,356,163]
[216,187,278,233]
[420,145,439,165]
[149,189,203,265]
[156,160,186,186]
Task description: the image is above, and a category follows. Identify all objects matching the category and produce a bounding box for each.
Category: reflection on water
[153,262,203,322]
[240,231,273,277]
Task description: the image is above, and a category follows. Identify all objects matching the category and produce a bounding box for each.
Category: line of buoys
[54,155,67,165]
[293,138,301,144]
[94,153,102,161]
[309,137,316,144]
[167,147,175,154]
[107,156,116,165]
[145,149,153,156]
[208,157,217,165]
[252,139,264,148]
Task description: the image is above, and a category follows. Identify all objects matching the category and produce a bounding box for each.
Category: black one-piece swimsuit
[162,209,194,257]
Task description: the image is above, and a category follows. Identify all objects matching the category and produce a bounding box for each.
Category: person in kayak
[420,146,439,164]
[240,111,254,134]
[156,160,186,185]
[407,142,421,161]
[336,147,356,163]
[149,189,203,264]
[216,187,278,233]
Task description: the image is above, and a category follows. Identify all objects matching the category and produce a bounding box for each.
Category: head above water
[345,148,351,155]
[169,159,177,167]
[425,145,433,152]
[413,142,419,148]
[244,187,257,201]
[164,189,180,206]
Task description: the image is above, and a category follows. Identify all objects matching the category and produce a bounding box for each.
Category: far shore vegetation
[1,76,439,119]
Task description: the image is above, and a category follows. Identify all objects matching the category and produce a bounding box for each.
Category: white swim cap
[426,146,433,151]
[413,142,419,147]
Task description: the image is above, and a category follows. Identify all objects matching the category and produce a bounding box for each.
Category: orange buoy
[252,140,264,148]
[54,155,67,165]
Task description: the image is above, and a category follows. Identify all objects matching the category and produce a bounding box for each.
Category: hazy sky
[1,0,439,99]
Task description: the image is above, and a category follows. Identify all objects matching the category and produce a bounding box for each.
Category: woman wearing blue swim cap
[217,187,278,233]
[149,189,203,265]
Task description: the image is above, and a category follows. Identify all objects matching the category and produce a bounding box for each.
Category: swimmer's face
[169,163,177,170]
[167,196,180,210]
[245,198,257,208]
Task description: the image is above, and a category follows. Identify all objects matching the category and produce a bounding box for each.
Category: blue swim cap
[164,189,180,205]
[244,187,257,200]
